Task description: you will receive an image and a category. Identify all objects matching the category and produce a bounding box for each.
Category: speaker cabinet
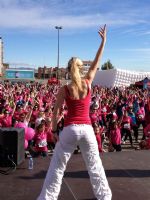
[0,128,25,166]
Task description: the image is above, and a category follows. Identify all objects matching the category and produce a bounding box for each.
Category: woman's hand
[86,24,107,84]
[98,24,106,42]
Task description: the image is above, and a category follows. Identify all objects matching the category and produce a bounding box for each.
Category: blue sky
[0,0,150,71]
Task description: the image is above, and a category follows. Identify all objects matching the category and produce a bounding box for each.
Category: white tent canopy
[93,68,150,88]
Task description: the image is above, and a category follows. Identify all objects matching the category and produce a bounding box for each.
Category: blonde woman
[37,25,112,200]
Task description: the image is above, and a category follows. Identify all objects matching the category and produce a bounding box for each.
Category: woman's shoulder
[55,86,67,99]
[66,78,89,87]
[82,78,91,89]
[58,86,66,93]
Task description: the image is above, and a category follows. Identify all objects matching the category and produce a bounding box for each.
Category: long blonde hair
[67,57,83,91]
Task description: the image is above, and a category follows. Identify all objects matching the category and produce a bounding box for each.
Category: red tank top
[64,80,91,126]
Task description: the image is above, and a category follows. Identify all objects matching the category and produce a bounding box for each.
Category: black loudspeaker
[0,128,25,166]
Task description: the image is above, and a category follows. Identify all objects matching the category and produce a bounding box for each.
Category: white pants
[37,124,112,200]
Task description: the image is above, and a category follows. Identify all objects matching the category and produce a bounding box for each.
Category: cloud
[0,0,150,32]
[140,31,150,35]
[116,48,150,52]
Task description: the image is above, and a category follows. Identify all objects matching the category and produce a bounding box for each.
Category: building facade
[36,60,93,80]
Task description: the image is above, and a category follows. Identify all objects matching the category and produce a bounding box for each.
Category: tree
[101,60,115,70]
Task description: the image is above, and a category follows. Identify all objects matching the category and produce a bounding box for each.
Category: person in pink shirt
[90,106,99,124]
[0,110,13,127]
[136,103,145,127]
[3,104,13,113]
[30,104,39,128]
[35,108,45,128]
[136,103,146,140]
[121,110,133,147]
[101,101,107,127]
[96,100,103,127]
[15,105,33,127]
[33,121,48,157]
[109,121,122,152]
[0,102,16,127]
[107,106,118,125]
[93,123,105,153]
[43,93,51,107]
[45,118,55,152]
[13,104,25,123]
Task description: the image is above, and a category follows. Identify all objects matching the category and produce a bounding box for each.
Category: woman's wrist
[102,39,106,45]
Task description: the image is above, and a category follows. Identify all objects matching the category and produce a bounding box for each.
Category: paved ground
[1,151,150,200]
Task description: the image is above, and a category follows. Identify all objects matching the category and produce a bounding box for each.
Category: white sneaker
[122,140,126,144]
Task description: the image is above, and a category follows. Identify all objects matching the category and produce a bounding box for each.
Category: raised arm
[86,25,107,85]
[51,87,65,133]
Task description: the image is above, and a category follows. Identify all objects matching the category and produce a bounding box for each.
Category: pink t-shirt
[90,112,98,124]
[1,115,12,127]
[136,108,145,121]
[122,116,132,130]
[13,110,25,121]
[110,128,121,145]
[34,132,48,152]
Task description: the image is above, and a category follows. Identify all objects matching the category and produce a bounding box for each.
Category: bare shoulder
[67,79,88,89]
[82,78,91,89]
[54,86,66,106]
[57,86,66,97]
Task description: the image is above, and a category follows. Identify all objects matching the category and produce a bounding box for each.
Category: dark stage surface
[0,151,150,200]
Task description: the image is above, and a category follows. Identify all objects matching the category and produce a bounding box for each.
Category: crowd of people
[0,80,150,156]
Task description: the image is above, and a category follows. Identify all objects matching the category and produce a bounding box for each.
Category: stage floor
[0,150,150,200]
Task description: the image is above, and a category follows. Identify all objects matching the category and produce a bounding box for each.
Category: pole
[55,26,62,79]
[57,28,59,79]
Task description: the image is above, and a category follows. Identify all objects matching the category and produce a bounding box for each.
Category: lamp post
[55,26,62,79]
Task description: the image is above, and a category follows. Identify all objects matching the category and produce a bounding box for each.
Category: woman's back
[66,79,90,100]
[64,79,91,126]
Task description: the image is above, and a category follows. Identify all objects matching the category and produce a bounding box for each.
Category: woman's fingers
[98,24,107,38]
[100,24,106,32]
